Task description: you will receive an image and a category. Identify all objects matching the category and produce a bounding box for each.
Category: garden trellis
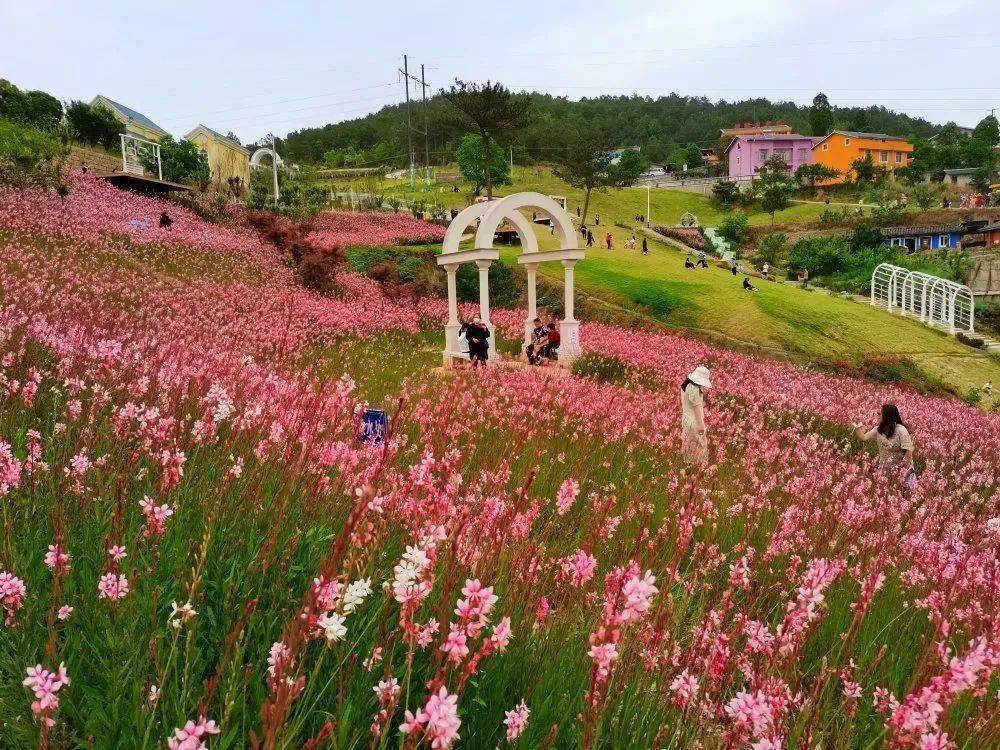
[871,263,975,333]
[437,192,584,366]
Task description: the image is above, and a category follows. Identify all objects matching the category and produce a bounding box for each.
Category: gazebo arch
[871,263,975,334]
[437,192,585,366]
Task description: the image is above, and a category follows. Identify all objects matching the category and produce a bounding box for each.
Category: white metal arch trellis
[871,263,974,333]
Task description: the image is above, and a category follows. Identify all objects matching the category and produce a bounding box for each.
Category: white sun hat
[687,365,712,388]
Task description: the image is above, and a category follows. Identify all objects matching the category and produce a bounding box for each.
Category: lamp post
[646,184,651,227]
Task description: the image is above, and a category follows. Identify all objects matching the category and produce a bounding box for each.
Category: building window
[822,143,829,151]
[736,157,740,165]
[880,151,888,163]
[894,152,903,164]
[759,149,768,160]
[939,235,949,247]
[774,148,791,164]
[844,138,851,145]
[797,148,808,162]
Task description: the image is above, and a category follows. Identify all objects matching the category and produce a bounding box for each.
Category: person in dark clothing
[685,256,696,269]
[641,237,649,255]
[525,317,547,364]
[586,230,594,247]
[696,251,708,268]
[460,316,490,368]
[743,277,758,292]
[159,211,173,230]
[594,214,600,226]
[541,322,561,361]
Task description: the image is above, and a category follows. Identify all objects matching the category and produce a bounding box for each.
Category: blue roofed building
[91,95,169,142]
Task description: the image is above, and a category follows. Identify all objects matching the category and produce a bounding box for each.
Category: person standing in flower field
[680,366,712,464]
[856,403,916,485]
[460,316,490,368]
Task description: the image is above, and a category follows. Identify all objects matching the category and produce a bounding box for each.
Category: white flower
[169,600,198,628]
[318,612,347,642]
[343,578,373,613]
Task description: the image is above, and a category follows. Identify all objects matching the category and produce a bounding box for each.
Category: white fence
[871,263,975,333]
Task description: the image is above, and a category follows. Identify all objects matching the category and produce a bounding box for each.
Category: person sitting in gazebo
[525,317,547,365]
[540,322,561,362]
[460,316,490,368]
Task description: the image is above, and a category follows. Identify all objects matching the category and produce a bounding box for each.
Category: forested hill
[281,91,943,166]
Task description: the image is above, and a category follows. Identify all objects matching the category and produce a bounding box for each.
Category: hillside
[2,170,999,747]
[282,91,943,165]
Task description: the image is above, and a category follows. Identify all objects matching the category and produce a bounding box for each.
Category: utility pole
[271,134,280,204]
[402,55,415,191]
[421,64,431,188]
[510,146,514,174]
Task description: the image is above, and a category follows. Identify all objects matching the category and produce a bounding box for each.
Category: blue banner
[358,408,389,445]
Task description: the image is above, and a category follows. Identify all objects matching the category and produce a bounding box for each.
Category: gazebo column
[523,262,539,352]
[443,262,461,367]
[559,259,581,362]
[476,259,499,360]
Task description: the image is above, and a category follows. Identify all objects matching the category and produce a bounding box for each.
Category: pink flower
[587,642,618,681]
[555,477,580,515]
[139,496,174,539]
[441,623,470,664]
[669,669,699,706]
[108,545,127,562]
[23,663,69,727]
[166,716,220,750]
[45,544,71,574]
[503,700,530,742]
[422,686,462,748]
[97,572,129,601]
[57,605,73,621]
[561,549,598,587]
[1,570,27,624]
[0,440,22,495]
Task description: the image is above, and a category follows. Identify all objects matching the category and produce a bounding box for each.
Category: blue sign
[358,408,389,445]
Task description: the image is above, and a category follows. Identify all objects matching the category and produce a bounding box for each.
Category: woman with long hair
[680,366,711,464]
[856,403,915,482]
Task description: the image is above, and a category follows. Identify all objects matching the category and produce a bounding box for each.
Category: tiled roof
[881,225,966,237]
[92,95,168,137]
[185,124,249,154]
[831,130,908,141]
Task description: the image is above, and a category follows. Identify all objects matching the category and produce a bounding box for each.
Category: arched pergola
[871,263,975,333]
[436,192,585,366]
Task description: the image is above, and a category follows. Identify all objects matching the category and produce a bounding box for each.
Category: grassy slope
[326,167,999,393]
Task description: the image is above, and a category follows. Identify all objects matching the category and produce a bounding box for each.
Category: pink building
[725,133,818,181]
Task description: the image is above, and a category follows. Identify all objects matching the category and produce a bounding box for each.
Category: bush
[248,210,343,294]
[754,232,788,268]
[956,332,986,350]
[0,118,67,189]
[457,259,519,308]
[963,387,982,406]
[717,212,750,248]
[0,79,63,130]
[143,136,210,187]
[65,101,124,150]
[711,179,740,206]
[975,300,1000,337]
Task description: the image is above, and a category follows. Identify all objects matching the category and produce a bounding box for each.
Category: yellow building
[91,95,168,143]
[184,124,251,191]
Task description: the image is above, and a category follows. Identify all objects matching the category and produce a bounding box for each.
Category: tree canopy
[554,131,647,224]
[455,133,510,195]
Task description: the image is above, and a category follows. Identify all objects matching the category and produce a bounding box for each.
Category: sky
[3,0,999,145]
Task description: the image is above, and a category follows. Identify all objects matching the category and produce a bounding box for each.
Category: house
[91,95,168,142]
[699,147,720,166]
[720,120,793,138]
[981,222,1000,247]
[941,167,978,187]
[725,133,816,181]
[811,131,913,184]
[184,124,251,190]
[881,221,982,252]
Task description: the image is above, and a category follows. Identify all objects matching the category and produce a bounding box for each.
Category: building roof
[184,124,250,154]
[880,225,968,238]
[943,167,979,176]
[812,130,912,149]
[981,222,1000,232]
[91,95,168,138]
[723,132,815,154]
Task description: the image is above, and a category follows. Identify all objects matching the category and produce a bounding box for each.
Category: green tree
[794,163,841,191]
[755,155,796,224]
[971,114,1000,147]
[145,136,210,187]
[554,131,647,225]
[754,232,788,268]
[65,101,124,150]
[440,80,531,199]
[909,182,942,211]
[0,80,62,130]
[455,133,510,195]
[712,179,740,206]
[850,152,888,186]
[809,93,835,137]
[668,142,704,169]
[717,212,750,247]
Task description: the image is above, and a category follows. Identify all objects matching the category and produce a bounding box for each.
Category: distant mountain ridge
[282,91,944,166]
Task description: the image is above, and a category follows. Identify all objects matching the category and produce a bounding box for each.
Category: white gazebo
[436,192,585,366]
[871,262,975,333]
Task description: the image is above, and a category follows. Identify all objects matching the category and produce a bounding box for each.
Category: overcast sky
[4,0,999,144]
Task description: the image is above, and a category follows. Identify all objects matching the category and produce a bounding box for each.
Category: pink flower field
[0,176,998,749]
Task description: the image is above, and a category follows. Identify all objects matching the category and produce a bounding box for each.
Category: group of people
[525,317,561,365]
[458,317,491,368]
[581,225,649,255]
[954,192,998,209]
[128,211,173,231]
[684,252,709,269]
[680,365,917,486]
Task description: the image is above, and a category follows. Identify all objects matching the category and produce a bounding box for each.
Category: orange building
[811,130,913,184]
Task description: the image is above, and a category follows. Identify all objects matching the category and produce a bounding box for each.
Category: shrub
[65,101,124,150]
[956,332,986,350]
[753,232,788,268]
[143,136,210,187]
[711,179,740,206]
[975,300,1000,337]
[0,79,63,130]
[457,258,519,308]
[0,118,67,189]
[716,212,750,248]
[963,387,982,406]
